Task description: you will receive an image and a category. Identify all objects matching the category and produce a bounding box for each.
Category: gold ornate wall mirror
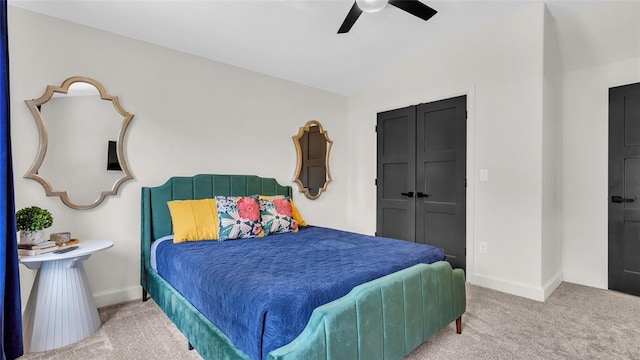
[292,120,333,200]
[24,76,134,210]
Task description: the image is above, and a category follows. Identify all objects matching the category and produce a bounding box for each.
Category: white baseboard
[542,271,563,300]
[470,271,564,301]
[93,286,141,307]
[470,273,547,301]
[562,269,607,290]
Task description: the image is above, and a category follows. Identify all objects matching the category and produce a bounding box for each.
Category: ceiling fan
[338,0,437,34]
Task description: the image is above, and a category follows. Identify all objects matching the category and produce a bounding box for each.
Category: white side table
[19,239,113,353]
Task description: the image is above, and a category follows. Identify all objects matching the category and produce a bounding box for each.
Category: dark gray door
[376,96,466,271]
[609,82,640,296]
[376,106,416,242]
[416,96,466,270]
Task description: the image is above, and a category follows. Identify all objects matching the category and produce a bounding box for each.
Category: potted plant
[16,206,53,245]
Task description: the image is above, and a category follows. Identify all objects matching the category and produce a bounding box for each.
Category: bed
[141,174,466,360]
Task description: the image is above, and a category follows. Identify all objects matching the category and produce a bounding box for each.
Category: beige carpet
[19,282,640,360]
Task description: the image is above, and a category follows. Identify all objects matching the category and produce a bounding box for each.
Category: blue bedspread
[155,226,445,360]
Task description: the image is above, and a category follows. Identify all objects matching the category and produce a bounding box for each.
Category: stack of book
[18,241,58,256]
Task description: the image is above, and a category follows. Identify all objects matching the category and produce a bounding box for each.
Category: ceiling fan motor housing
[356,0,388,13]
[339,0,438,34]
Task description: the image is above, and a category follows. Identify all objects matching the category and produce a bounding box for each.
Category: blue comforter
[155,226,445,360]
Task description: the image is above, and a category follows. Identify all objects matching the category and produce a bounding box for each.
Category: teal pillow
[215,195,264,240]
[259,197,299,235]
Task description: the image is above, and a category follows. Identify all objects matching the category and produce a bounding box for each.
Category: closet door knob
[400,192,414,198]
[416,192,429,198]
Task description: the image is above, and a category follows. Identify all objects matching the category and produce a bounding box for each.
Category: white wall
[347,3,554,300]
[541,6,564,297]
[9,7,348,308]
[562,56,640,288]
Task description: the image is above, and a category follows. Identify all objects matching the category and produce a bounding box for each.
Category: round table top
[19,239,113,264]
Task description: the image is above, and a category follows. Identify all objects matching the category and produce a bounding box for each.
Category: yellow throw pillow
[290,201,307,227]
[167,199,219,243]
[259,195,307,227]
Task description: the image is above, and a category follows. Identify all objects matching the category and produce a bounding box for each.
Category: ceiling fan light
[355,0,388,13]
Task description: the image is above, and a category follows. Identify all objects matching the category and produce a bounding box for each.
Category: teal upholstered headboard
[140,174,292,281]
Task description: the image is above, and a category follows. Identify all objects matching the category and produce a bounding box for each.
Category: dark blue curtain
[0,1,23,359]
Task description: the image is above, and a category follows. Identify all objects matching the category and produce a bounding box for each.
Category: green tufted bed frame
[141,174,466,360]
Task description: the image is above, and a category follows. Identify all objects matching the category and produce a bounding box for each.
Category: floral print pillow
[259,197,299,235]
[215,195,264,240]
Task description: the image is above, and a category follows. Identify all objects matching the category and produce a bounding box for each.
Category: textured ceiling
[9,1,640,95]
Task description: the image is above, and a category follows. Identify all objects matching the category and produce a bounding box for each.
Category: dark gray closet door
[415,96,466,270]
[376,96,467,271]
[609,82,640,296]
[376,106,416,241]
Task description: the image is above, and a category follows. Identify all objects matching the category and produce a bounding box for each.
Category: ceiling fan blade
[388,0,437,22]
[338,2,363,34]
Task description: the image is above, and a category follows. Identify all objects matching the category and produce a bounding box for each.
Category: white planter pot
[20,230,45,245]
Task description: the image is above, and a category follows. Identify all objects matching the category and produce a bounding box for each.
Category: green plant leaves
[16,206,53,232]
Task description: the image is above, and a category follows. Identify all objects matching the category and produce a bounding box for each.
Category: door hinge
[465,178,467,188]
[375,178,378,186]
[375,125,378,132]
[465,110,468,119]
